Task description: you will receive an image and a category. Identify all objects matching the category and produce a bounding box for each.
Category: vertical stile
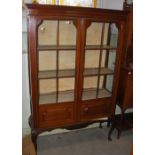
[36,19,43,104]
[103,23,111,88]
[79,19,87,101]
[96,23,105,98]
[56,20,59,103]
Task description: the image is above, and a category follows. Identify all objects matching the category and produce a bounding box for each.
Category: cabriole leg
[108,125,115,141]
[31,130,38,154]
[99,121,103,128]
[107,118,111,127]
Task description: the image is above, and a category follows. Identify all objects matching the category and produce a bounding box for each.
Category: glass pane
[100,50,116,71]
[102,23,118,46]
[38,20,77,105]
[59,21,76,45]
[86,22,102,45]
[58,50,76,103]
[82,22,118,101]
[38,20,57,45]
[39,51,56,71]
[58,78,75,102]
[83,76,98,89]
[59,50,75,70]
[105,75,114,92]
[100,50,106,68]
[102,23,110,45]
[82,76,98,100]
[98,76,112,98]
[109,23,118,46]
[39,79,56,104]
[84,50,100,68]
[107,50,116,71]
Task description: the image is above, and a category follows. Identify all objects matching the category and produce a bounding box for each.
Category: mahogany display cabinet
[26,4,130,152]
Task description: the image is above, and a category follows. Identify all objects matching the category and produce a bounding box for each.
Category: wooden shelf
[85,45,117,50]
[39,90,74,104]
[37,45,76,51]
[84,68,114,76]
[38,68,114,79]
[38,69,75,79]
[39,88,112,104]
[37,45,117,51]
[82,88,112,100]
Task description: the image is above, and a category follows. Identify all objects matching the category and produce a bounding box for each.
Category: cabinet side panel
[110,22,126,115]
[28,16,39,128]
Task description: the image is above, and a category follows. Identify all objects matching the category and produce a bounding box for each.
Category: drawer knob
[84,107,89,112]
[42,112,47,117]
[43,112,46,115]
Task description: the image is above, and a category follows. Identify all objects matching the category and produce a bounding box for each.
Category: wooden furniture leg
[29,116,38,154]
[108,112,133,141]
[31,130,38,152]
[108,124,115,141]
[107,117,111,127]
[108,116,115,141]
[99,121,103,128]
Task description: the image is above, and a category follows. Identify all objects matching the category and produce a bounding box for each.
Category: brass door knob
[84,107,89,112]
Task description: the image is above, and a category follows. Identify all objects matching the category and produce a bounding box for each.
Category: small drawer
[81,103,109,120]
[39,104,74,128]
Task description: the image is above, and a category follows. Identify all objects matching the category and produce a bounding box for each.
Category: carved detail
[36,19,43,27]
[73,20,77,28]
[85,21,91,29]
[115,22,121,30]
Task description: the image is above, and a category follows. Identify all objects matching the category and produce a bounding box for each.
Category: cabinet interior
[38,20,118,104]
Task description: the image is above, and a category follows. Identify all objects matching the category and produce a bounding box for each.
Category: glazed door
[79,20,120,121]
[37,19,78,127]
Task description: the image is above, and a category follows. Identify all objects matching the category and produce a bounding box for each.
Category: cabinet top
[26,4,129,20]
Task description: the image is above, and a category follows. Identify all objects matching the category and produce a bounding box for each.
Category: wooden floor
[130,144,133,155]
[22,135,36,155]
